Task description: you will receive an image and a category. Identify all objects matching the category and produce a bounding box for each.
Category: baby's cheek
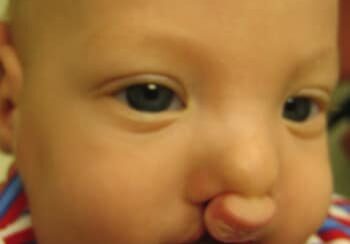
[27,159,186,244]
[29,179,144,243]
[269,155,332,243]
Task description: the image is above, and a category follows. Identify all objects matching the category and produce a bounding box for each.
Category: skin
[340,0,350,78]
[0,0,339,243]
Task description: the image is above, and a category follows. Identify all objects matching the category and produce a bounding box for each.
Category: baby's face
[13,0,338,243]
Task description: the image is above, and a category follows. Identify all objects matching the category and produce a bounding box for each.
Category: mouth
[194,233,254,244]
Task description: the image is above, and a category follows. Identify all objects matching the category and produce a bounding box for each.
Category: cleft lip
[184,193,273,244]
[203,194,275,243]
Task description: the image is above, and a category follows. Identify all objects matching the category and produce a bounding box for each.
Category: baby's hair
[5,0,34,65]
[5,0,82,67]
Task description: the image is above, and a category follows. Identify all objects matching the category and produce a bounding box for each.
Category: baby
[0,0,347,243]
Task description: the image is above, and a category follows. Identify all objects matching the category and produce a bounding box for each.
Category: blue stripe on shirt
[0,174,23,219]
[318,218,350,236]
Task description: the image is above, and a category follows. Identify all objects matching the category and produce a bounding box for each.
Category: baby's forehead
[11,0,335,19]
[10,0,338,70]
[10,0,336,27]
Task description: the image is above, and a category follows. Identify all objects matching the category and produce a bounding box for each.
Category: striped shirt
[0,170,35,244]
[0,171,350,244]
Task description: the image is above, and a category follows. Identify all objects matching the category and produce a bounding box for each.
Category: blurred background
[329,0,350,197]
[0,0,349,196]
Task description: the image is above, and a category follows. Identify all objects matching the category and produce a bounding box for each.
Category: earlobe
[0,23,22,154]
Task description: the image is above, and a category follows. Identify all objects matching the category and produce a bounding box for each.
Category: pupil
[283,97,311,122]
[126,83,174,112]
[144,84,160,100]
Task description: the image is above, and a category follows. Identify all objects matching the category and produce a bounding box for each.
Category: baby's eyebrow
[85,25,221,78]
[292,47,339,91]
[298,48,337,71]
[86,21,339,94]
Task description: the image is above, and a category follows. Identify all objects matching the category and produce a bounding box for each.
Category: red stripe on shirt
[318,229,350,241]
[328,214,350,227]
[0,192,27,228]
[4,228,36,244]
[333,198,350,206]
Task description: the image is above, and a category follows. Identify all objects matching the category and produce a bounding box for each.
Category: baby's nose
[186,118,279,203]
[204,194,275,243]
[185,115,279,242]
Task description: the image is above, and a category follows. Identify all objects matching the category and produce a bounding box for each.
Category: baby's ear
[0,22,22,154]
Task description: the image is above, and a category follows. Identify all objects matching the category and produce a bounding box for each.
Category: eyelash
[108,77,328,124]
[105,74,187,114]
[282,96,325,123]
[113,82,185,113]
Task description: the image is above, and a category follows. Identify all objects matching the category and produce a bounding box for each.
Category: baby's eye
[283,96,321,122]
[115,83,184,112]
